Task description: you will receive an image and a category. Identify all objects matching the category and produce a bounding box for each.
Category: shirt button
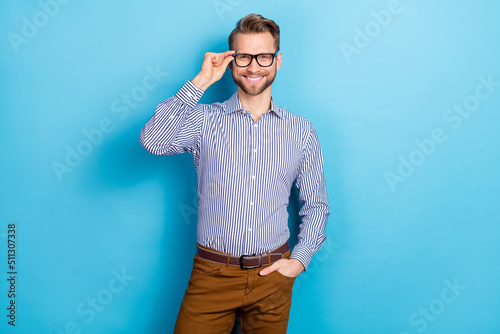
[169,115,174,119]
[251,175,256,180]
[250,202,254,206]
[253,124,258,128]
[248,228,252,232]
[253,149,257,153]
[186,92,193,98]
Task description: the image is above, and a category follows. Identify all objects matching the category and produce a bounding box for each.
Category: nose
[246,57,261,72]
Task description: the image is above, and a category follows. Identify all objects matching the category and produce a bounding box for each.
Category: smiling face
[229,32,282,97]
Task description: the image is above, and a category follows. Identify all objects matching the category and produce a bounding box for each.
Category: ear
[276,52,282,71]
[228,61,233,71]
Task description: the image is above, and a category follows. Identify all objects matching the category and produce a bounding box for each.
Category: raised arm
[139,50,235,155]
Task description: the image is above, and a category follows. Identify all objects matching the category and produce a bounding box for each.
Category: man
[140,14,330,334]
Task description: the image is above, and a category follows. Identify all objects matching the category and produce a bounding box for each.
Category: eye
[259,55,270,60]
[238,55,250,60]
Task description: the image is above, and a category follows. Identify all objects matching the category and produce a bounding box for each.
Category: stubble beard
[232,70,277,96]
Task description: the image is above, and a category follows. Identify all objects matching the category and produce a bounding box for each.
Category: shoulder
[275,104,314,134]
[274,104,323,153]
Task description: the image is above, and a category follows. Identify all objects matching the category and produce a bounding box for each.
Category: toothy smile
[244,76,264,84]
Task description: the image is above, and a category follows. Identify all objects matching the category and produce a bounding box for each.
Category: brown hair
[228,14,280,52]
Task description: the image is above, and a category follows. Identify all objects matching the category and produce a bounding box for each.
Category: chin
[241,85,266,96]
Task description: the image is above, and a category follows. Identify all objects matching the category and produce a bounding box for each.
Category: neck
[237,87,272,122]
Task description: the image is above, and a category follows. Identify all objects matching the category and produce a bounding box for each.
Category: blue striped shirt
[140,81,330,269]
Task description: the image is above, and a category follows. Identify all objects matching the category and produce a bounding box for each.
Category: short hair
[228,14,280,52]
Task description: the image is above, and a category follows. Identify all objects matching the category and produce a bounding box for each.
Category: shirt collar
[223,91,284,119]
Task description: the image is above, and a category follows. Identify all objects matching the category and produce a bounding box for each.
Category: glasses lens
[235,54,251,66]
[257,54,273,66]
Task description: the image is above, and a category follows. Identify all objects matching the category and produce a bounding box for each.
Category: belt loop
[266,252,271,266]
[226,254,230,266]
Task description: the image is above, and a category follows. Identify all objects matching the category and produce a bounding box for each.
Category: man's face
[230,32,282,96]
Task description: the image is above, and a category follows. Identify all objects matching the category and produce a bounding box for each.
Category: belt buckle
[240,254,258,269]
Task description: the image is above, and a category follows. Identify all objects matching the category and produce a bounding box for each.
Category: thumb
[222,54,234,68]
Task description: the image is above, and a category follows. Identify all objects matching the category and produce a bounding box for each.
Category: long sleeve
[140,81,204,156]
[291,123,330,270]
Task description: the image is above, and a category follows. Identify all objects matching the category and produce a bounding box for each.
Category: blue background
[1,0,499,333]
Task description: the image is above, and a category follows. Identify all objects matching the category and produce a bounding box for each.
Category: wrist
[191,73,211,91]
[290,258,305,273]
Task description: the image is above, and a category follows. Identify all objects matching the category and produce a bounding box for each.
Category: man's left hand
[259,258,305,278]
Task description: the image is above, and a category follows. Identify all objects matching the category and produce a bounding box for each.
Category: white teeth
[247,76,263,82]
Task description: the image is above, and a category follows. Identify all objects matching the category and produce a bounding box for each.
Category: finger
[259,264,278,276]
[211,53,222,66]
[204,52,216,61]
[213,51,235,66]
[221,54,234,68]
[223,50,236,57]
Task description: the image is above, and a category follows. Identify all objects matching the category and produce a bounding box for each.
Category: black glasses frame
[231,52,278,67]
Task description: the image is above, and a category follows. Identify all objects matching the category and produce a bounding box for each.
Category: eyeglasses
[231,52,278,67]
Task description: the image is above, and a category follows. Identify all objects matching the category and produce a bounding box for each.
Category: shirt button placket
[246,118,259,251]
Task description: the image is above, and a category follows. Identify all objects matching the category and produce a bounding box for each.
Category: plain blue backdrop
[1,0,499,333]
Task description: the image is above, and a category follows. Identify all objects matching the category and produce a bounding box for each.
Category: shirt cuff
[290,244,314,271]
[175,81,204,109]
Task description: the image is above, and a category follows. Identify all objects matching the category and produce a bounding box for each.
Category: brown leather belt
[196,242,289,269]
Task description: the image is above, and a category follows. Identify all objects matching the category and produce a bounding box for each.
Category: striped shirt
[140,81,330,269]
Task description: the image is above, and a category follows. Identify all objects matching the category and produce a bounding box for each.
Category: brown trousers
[174,246,296,334]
